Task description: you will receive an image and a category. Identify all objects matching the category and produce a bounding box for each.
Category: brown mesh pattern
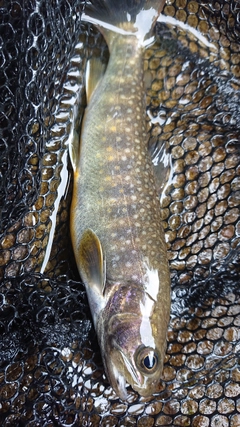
[146,14,240,287]
[0,0,240,426]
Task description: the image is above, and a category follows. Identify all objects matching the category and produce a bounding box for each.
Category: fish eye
[135,346,159,374]
[143,353,157,370]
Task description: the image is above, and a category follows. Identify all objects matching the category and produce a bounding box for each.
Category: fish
[70,0,171,400]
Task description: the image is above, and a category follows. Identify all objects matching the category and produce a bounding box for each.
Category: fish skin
[70,0,170,399]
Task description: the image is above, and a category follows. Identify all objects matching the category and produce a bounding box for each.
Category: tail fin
[82,0,166,46]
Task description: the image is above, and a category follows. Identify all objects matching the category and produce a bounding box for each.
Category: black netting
[0,0,240,426]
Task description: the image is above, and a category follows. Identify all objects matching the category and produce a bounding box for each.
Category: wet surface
[0,0,240,425]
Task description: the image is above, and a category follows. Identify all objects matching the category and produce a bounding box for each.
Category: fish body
[70,0,170,400]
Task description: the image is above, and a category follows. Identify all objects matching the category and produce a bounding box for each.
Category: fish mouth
[105,346,159,399]
[104,342,141,401]
[112,352,158,398]
[119,348,142,385]
[112,365,128,401]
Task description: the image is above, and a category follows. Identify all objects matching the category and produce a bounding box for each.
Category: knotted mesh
[0,0,240,425]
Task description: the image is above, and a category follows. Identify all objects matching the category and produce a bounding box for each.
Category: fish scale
[70,2,170,399]
[71,34,169,284]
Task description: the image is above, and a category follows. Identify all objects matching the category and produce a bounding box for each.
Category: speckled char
[71,33,170,289]
[1,0,240,423]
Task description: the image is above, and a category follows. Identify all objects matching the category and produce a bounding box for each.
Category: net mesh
[0,0,240,425]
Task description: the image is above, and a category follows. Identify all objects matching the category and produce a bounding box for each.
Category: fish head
[76,230,170,400]
[99,303,166,400]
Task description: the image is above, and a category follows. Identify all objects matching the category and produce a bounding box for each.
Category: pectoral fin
[79,229,106,296]
[85,57,106,103]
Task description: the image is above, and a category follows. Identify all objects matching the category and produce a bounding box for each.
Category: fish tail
[82,0,166,46]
